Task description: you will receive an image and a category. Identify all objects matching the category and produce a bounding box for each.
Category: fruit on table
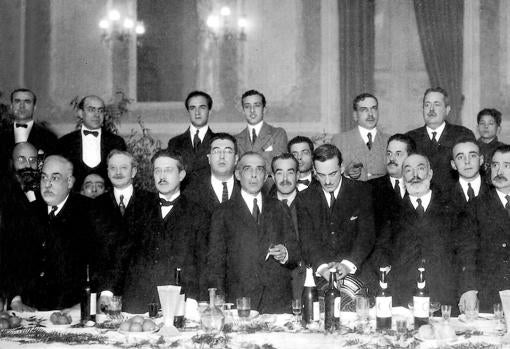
[0,313,22,329]
[119,317,157,332]
[49,312,72,325]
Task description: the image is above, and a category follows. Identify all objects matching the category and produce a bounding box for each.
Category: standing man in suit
[122,150,209,313]
[185,133,239,215]
[57,95,126,189]
[298,144,375,283]
[235,90,288,175]
[373,154,477,312]
[288,136,319,191]
[207,152,298,313]
[332,93,389,181]
[167,91,215,187]
[407,87,475,194]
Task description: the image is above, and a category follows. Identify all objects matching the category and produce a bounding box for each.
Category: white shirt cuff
[280,246,289,264]
[340,260,357,274]
[316,264,329,277]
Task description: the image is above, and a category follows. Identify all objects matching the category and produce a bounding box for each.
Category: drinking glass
[237,297,251,318]
[464,298,479,322]
[495,303,504,320]
[356,296,369,323]
[148,302,159,318]
[429,301,441,319]
[108,296,122,319]
[292,299,302,323]
[441,304,451,322]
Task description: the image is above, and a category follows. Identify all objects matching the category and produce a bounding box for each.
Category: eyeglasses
[211,148,235,156]
[41,174,67,184]
[84,106,105,114]
[241,166,266,176]
[15,156,37,166]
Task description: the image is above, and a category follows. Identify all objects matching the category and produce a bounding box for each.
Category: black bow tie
[15,123,28,128]
[83,130,99,137]
[160,198,178,207]
[297,179,310,186]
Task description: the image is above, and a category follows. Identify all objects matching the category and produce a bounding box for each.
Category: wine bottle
[375,267,392,330]
[80,265,96,322]
[173,267,185,328]
[324,268,341,332]
[302,266,319,324]
[413,266,429,329]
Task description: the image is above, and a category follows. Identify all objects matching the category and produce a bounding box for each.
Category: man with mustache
[373,154,476,313]
[407,87,475,194]
[122,150,209,313]
[332,93,389,181]
[288,136,320,191]
[298,144,375,284]
[207,152,298,313]
[168,91,216,189]
[57,95,126,189]
[235,90,288,177]
[461,145,510,312]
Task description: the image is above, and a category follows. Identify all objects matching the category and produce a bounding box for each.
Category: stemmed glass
[292,299,302,323]
[429,301,441,319]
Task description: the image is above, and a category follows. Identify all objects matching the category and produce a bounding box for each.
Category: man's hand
[268,244,288,263]
[346,161,363,179]
[459,290,478,313]
[10,297,36,312]
[328,262,351,279]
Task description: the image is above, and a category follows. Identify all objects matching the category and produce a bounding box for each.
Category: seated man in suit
[168,91,215,187]
[185,132,239,215]
[0,88,57,171]
[10,142,41,203]
[80,172,106,199]
[461,145,510,312]
[298,144,375,283]
[332,93,389,181]
[373,154,476,313]
[57,95,126,189]
[11,155,96,311]
[235,90,288,175]
[476,108,504,177]
[122,150,209,313]
[207,152,298,313]
[448,138,489,212]
[407,87,475,194]
[369,134,415,234]
[288,136,319,191]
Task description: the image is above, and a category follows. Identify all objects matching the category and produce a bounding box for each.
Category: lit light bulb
[123,18,134,29]
[220,6,231,16]
[98,19,110,30]
[238,17,248,29]
[206,15,220,29]
[135,22,145,35]
[108,9,121,21]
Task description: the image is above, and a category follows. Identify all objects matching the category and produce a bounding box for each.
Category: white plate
[118,327,161,338]
[225,309,260,320]
[415,333,458,344]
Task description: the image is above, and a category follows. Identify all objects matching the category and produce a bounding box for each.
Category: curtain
[414,0,464,124]
[338,0,375,132]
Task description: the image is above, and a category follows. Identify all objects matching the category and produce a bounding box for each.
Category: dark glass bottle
[173,267,185,328]
[376,267,392,330]
[324,269,341,332]
[80,265,96,322]
[413,267,429,329]
[302,266,319,324]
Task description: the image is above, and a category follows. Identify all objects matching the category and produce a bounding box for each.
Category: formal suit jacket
[184,174,241,216]
[298,177,375,275]
[374,191,476,312]
[447,179,490,214]
[368,174,404,236]
[464,189,510,312]
[122,194,209,313]
[56,129,127,188]
[331,128,389,181]
[94,188,153,293]
[406,123,475,193]
[23,193,96,310]
[207,191,299,313]
[235,122,288,173]
[478,138,505,177]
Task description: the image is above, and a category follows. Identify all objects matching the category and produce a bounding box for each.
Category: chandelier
[99,9,145,45]
[206,6,247,41]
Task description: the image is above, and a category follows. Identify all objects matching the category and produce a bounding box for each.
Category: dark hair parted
[185,90,213,110]
[10,88,37,105]
[288,135,314,153]
[493,144,510,157]
[271,153,299,174]
[352,93,378,111]
[151,149,185,172]
[423,87,449,106]
[241,90,266,108]
[477,108,502,126]
[387,133,416,154]
[209,132,238,154]
[313,144,343,167]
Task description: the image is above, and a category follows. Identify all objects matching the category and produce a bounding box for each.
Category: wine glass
[441,304,451,322]
[292,299,302,323]
[236,297,251,320]
[429,301,441,319]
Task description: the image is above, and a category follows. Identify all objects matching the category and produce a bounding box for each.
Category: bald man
[57,95,126,189]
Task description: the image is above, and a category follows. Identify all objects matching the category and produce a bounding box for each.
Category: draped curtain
[414,0,464,124]
[338,0,375,132]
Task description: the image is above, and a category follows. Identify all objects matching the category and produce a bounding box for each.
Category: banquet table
[0,307,508,349]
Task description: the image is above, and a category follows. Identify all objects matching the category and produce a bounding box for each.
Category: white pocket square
[350,216,358,221]
[264,145,274,152]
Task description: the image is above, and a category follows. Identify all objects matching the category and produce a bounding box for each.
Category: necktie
[251,128,257,145]
[505,196,510,217]
[282,199,289,207]
[431,131,438,145]
[394,179,401,198]
[193,130,201,152]
[367,132,373,150]
[416,198,425,218]
[48,206,58,220]
[297,179,310,186]
[160,198,178,207]
[83,130,99,137]
[221,182,229,203]
[329,192,336,209]
[119,194,126,216]
[467,183,475,202]
[253,198,260,223]
[15,123,28,128]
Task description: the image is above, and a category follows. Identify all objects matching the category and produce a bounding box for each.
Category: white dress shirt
[240,189,262,215]
[409,190,432,211]
[159,192,180,219]
[14,120,34,143]
[247,121,264,142]
[297,173,313,192]
[322,177,342,207]
[211,175,234,202]
[357,126,378,144]
[277,189,297,206]
[459,175,481,201]
[389,176,406,199]
[81,125,102,168]
[426,122,446,141]
[47,194,70,216]
[189,125,209,145]
[496,189,510,208]
[114,185,134,207]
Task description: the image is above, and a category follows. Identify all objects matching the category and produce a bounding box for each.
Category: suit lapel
[232,191,257,227]
[487,190,510,233]
[332,179,351,222]
[184,128,193,150]
[255,123,272,150]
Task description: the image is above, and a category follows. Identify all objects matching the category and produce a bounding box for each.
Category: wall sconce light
[99,9,145,45]
[206,6,247,41]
